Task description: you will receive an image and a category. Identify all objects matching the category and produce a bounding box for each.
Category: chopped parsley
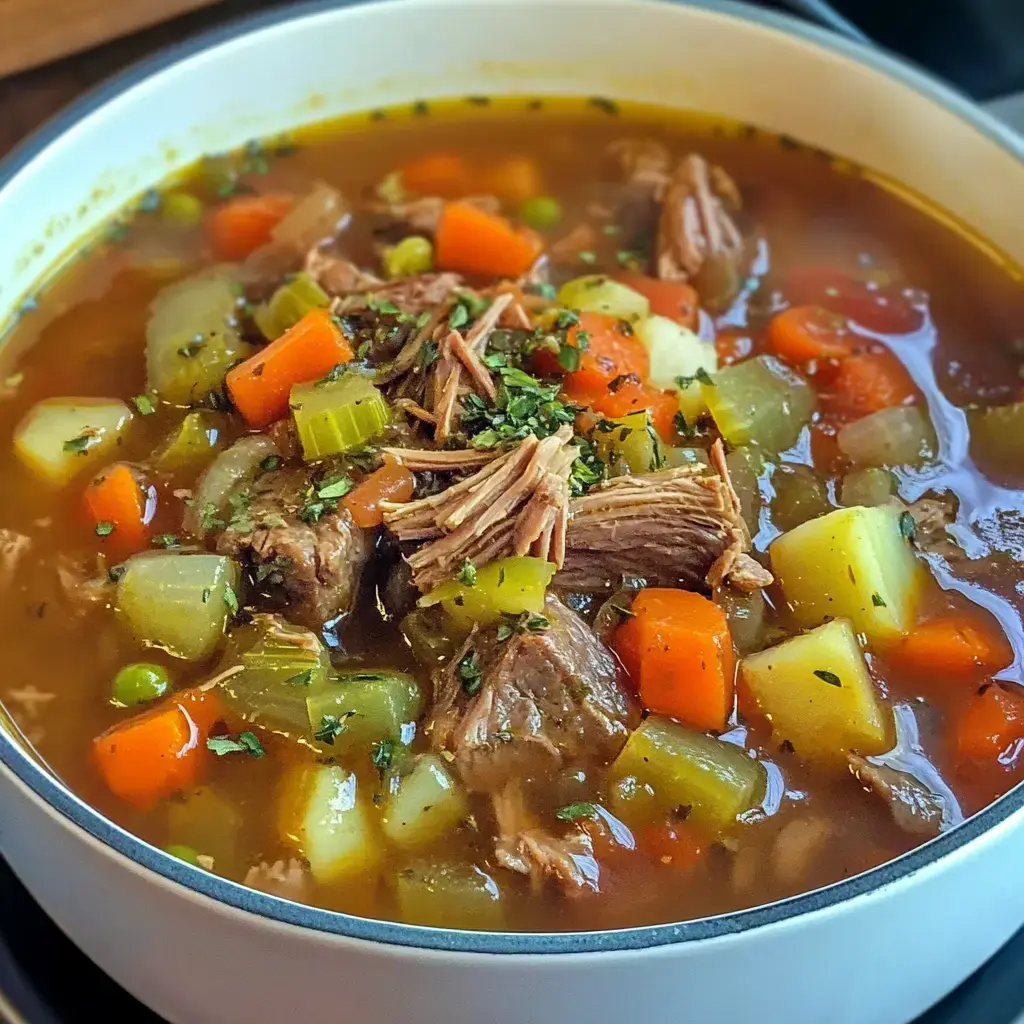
[457,560,478,587]
[871,593,887,607]
[371,738,397,774]
[419,339,439,370]
[458,651,483,697]
[199,502,226,531]
[316,363,349,387]
[555,310,580,330]
[616,250,644,269]
[899,510,917,542]
[206,730,265,758]
[316,475,355,501]
[108,564,127,584]
[556,802,599,822]
[448,303,470,330]
[285,669,313,687]
[577,250,597,264]
[313,713,352,745]
[151,533,180,548]
[132,394,156,416]
[496,611,550,642]
[675,368,715,390]
[557,344,581,372]
[813,669,842,687]
[62,432,95,455]
[260,454,283,473]
[94,521,115,537]
[223,584,240,615]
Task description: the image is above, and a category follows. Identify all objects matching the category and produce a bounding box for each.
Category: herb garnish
[577,250,597,264]
[556,802,599,822]
[496,612,550,642]
[285,669,313,687]
[260,455,283,473]
[899,510,917,542]
[316,363,348,387]
[457,560,478,587]
[813,669,842,687]
[133,395,156,416]
[223,584,240,615]
[207,731,265,758]
[62,432,95,455]
[94,521,115,537]
[557,345,581,372]
[871,593,887,607]
[151,533,180,548]
[675,368,716,390]
[458,651,482,696]
[314,713,353,745]
[371,738,397,775]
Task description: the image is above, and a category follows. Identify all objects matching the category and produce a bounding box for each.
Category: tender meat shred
[382,426,577,591]
[606,137,672,199]
[557,440,767,593]
[215,467,370,630]
[848,754,947,838]
[382,446,498,472]
[428,593,639,797]
[243,858,311,901]
[305,249,383,295]
[264,418,301,461]
[907,493,965,564]
[55,554,114,618]
[771,818,833,888]
[657,154,745,310]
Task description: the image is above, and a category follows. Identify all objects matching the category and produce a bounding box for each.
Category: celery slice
[155,411,224,472]
[589,410,661,476]
[556,276,649,321]
[253,272,330,341]
[394,861,504,928]
[291,373,390,461]
[306,670,423,752]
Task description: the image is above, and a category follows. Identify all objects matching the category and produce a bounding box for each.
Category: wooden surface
[0,0,223,78]
[0,0,287,160]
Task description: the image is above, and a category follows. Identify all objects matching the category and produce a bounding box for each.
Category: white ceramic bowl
[2,2,1024,1022]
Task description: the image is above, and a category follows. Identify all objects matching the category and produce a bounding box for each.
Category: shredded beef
[215,467,370,630]
[558,441,767,593]
[305,249,383,295]
[848,755,947,838]
[243,858,311,901]
[427,593,639,796]
[605,137,672,199]
[495,827,600,896]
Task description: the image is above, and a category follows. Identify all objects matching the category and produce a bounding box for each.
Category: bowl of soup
[1,0,1023,1021]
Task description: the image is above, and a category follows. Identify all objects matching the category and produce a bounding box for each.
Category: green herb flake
[371,737,397,774]
[62,432,95,455]
[813,669,842,687]
[577,250,597,265]
[260,455,283,473]
[448,303,470,330]
[314,713,351,745]
[223,584,240,615]
[589,97,619,116]
[94,521,115,537]
[555,309,580,330]
[899,510,917,542]
[207,730,265,758]
[458,651,483,697]
[316,363,348,387]
[151,534,180,548]
[457,559,478,587]
[285,669,314,687]
[317,475,355,501]
[556,802,599,822]
[132,395,156,416]
[557,345,581,372]
[871,593,887,608]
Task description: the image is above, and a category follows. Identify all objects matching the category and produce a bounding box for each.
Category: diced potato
[634,315,717,411]
[589,410,661,475]
[155,411,225,472]
[306,670,423,752]
[609,715,765,830]
[394,861,504,929]
[556,275,650,322]
[770,504,923,642]
[419,555,556,631]
[704,355,815,453]
[839,467,896,507]
[278,764,380,884]
[739,618,889,761]
[382,754,468,849]
[14,398,133,486]
[117,553,239,661]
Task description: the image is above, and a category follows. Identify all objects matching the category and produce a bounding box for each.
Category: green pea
[164,844,202,867]
[112,663,171,706]
[162,192,204,228]
[384,235,434,278]
[518,195,563,231]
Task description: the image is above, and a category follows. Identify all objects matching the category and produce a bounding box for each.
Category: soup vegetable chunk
[2,98,1024,932]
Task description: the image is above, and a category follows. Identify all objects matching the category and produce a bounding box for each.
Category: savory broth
[1,97,1022,932]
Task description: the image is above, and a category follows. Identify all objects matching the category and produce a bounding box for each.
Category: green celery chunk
[724,445,765,535]
[969,401,1024,479]
[839,467,896,507]
[394,861,505,929]
[253,272,330,340]
[220,615,332,731]
[156,411,225,472]
[610,715,765,830]
[400,607,460,669]
[291,373,390,461]
[770,464,831,533]
[589,410,662,475]
[146,273,254,404]
[116,553,239,661]
[306,669,423,752]
[704,355,814,453]
[837,405,936,468]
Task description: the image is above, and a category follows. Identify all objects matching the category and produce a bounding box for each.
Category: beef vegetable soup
[2,97,1023,932]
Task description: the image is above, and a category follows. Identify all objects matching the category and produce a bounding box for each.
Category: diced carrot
[585,381,678,440]
[889,613,1013,682]
[342,456,415,528]
[483,157,542,204]
[613,588,734,732]
[435,201,543,279]
[226,308,354,428]
[92,688,225,809]
[636,821,707,870]
[549,313,650,393]
[827,349,918,417]
[956,684,1024,766]
[614,273,700,331]
[612,613,642,683]
[400,153,474,197]
[83,463,150,558]
[767,305,853,364]
[715,329,753,367]
[205,194,295,262]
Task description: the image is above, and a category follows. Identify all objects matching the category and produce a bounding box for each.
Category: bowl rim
[2,0,1024,957]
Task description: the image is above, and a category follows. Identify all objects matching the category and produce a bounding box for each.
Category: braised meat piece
[427,593,639,796]
[215,466,371,630]
[848,755,948,838]
[557,441,768,593]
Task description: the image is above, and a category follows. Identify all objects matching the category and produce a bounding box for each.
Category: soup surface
[1,97,1023,933]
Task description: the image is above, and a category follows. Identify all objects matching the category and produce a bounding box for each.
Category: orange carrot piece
[342,456,415,528]
[483,157,542,204]
[92,688,225,809]
[828,350,918,417]
[715,329,753,367]
[435,201,543,279]
[767,305,852,364]
[226,308,354,428]
[545,313,650,393]
[615,272,700,331]
[83,463,150,558]
[206,194,295,262]
[400,153,474,197]
[586,381,678,440]
[956,684,1024,766]
[637,821,707,869]
[614,588,734,732]
[889,613,1013,682]
[612,613,642,683]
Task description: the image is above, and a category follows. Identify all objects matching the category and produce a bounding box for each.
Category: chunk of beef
[215,467,371,630]
[605,137,672,199]
[657,154,746,311]
[305,249,383,295]
[848,755,947,838]
[427,594,639,795]
[558,441,768,593]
